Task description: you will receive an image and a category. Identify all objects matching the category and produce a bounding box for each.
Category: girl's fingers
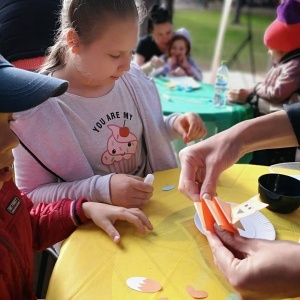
[100,219,121,243]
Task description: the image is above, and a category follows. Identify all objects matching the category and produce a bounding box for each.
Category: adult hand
[206,225,300,299]
[110,174,153,208]
[178,130,242,201]
[150,55,164,69]
[173,112,207,144]
[228,88,253,104]
[82,202,153,243]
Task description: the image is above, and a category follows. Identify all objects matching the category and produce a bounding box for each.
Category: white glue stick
[144,174,154,185]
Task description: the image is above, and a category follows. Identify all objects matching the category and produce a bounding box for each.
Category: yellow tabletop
[46,165,300,300]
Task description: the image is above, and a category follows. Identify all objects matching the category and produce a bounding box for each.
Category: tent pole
[210,0,233,84]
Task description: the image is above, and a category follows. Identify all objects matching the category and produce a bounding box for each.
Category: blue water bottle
[213,61,229,108]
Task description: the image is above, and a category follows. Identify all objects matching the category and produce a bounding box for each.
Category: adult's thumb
[214,225,251,255]
[200,172,219,199]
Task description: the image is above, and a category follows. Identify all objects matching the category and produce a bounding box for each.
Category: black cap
[0,55,68,112]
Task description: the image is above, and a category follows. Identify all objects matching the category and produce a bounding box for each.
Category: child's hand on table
[82,202,153,243]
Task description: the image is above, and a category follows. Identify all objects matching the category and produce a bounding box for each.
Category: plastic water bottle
[213,61,229,108]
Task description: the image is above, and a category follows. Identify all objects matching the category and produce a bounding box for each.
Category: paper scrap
[169,76,201,90]
[162,185,175,191]
[126,277,162,293]
[186,285,208,299]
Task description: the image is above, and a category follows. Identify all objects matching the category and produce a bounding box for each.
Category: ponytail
[39,0,143,74]
[39,40,67,74]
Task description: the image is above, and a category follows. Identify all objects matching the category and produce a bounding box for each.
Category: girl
[156,28,203,81]
[0,55,152,299]
[11,0,206,209]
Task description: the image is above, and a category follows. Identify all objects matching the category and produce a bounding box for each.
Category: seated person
[154,28,203,81]
[0,0,60,71]
[228,0,300,165]
[11,0,207,212]
[134,4,173,71]
[0,55,152,299]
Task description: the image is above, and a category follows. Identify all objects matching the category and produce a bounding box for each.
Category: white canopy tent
[209,0,233,83]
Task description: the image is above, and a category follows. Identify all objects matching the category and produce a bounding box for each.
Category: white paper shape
[126,277,162,293]
[194,211,275,240]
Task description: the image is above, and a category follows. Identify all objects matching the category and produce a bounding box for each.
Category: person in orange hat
[228,0,300,165]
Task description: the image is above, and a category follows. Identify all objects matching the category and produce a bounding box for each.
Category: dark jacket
[285,102,300,145]
[0,0,60,62]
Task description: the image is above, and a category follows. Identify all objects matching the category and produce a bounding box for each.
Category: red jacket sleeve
[28,196,89,252]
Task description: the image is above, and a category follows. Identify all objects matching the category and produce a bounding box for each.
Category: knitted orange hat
[264,0,300,53]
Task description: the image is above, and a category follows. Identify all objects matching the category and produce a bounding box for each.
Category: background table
[154,77,254,163]
[46,165,300,300]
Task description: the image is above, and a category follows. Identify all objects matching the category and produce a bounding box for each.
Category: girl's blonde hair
[40,0,145,73]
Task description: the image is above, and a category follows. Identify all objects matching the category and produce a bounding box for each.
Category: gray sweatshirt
[11,64,180,205]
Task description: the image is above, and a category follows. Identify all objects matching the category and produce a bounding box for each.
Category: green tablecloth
[154,77,254,163]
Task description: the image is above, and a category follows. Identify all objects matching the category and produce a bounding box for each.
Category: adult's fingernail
[214,224,224,232]
[202,193,211,200]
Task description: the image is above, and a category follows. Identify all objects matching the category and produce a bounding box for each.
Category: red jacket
[0,179,88,299]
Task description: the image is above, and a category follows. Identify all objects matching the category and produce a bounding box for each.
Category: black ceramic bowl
[258,173,300,214]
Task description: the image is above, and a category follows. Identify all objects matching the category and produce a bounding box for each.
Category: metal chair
[35,247,58,298]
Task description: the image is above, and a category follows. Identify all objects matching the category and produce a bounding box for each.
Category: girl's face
[66,19,138,92]
[151,22,173,53]
[268,48,285,63]
[170,39,188,60]
[0,113,19,190]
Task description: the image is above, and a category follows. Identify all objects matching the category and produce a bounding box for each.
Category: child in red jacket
[0,55,152,299]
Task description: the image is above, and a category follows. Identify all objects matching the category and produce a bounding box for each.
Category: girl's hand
[170,66,186,77]
[167,56,177,69]
[228,88,253,103]
[82,202,153,243]
[173,113,207,144]
[178,56,191,72]
[110,174,153,208]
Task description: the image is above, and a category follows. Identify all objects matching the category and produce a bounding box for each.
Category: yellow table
[46,165,300,300]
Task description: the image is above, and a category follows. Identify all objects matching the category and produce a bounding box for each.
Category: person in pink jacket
[228,0,300,165]
[0,55,152,299]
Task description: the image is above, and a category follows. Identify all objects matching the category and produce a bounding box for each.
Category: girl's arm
[13,144,112,205]
[255,59,300,103]
[30,195,152,251]
[186,57,203,82]
[30,197,88,251]
[13,141,154,209]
